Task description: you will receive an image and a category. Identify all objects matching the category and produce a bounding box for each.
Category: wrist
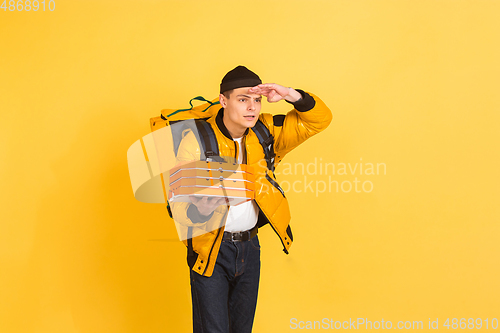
[284,89,316,112]
[284,87,302,103]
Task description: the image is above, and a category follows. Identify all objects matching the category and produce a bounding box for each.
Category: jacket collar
[215,107,250,140]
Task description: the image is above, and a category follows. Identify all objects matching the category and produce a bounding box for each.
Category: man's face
[219,87,262,137]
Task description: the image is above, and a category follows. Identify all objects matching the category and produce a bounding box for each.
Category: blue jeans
[190,235,261,333]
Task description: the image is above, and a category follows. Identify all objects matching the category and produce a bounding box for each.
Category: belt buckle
[226,230,250,242]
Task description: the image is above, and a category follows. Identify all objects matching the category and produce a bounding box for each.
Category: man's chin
[243,116,259,128]
[247,120,259,128]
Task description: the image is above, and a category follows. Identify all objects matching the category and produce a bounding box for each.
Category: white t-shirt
[223,137,259,232]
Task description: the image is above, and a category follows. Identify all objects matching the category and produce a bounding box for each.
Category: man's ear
[219,93,227,108]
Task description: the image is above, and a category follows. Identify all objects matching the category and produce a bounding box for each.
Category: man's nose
[248,101,256,110]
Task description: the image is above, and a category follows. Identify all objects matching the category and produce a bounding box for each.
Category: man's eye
[256,99,261,103]
[239,99,246,102]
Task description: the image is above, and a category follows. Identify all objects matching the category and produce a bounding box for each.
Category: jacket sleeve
[271,90,332,161]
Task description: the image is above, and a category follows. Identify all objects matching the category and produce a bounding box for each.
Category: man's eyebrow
[236,94,261,98]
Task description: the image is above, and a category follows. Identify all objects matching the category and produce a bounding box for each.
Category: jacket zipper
[265,174,285,198]
[202,222,224,276]
[201,181,231,276]
[234,140,238,161]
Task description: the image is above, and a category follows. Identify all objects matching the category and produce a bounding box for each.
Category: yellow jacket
[171,90,332,277]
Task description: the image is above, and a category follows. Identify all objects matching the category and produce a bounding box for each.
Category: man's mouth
[244,115,256,120]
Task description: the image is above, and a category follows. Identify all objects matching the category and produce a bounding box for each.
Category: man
[172,65,332,332]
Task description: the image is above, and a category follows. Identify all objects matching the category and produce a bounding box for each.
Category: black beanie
[220,65,262,94]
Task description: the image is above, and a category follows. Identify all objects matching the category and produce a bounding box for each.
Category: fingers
[189,196,235,211]
[249,83,275,94]
[189,195,201,204]
[252,83,276,89]
[250,83,289,102]
[190,195,229,206]
[215,197,228,206]
[189,196,211,205]
[256,83,283,92]
[248,88,266,95]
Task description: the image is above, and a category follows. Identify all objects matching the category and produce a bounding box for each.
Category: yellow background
[1,0,499,332]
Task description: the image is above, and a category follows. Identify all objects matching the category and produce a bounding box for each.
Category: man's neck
[222,117,246,139]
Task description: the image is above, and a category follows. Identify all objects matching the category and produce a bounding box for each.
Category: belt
[222,225,258,242]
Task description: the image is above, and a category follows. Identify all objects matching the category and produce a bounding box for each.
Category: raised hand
[248,83,302,103]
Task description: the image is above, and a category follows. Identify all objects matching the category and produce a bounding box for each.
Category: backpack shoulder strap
[194,119,219,160]
[194,119,225,162]
[186,119,223,259]
[251,120,276,173]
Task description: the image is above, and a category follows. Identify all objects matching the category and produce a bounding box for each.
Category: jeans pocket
[250,235,261,250]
